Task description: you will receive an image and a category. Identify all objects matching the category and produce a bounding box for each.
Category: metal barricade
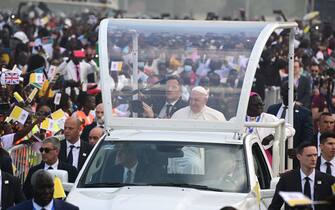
[9,144,42,184]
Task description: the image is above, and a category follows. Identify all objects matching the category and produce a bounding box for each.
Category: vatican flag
[53,176,66,199]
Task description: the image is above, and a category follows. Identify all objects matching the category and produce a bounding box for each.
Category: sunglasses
[39,147,56,153]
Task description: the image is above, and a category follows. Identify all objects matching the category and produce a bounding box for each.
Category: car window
[252,143,271,189]
[79,141,248,193]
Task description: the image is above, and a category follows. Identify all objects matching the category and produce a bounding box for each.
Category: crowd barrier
[9,144,42,184]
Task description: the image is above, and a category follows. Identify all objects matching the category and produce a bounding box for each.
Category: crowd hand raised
[142,102,154,118]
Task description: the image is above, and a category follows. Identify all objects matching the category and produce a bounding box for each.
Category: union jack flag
[4,72,20,85]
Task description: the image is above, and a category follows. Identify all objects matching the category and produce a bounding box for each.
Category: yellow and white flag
[279,192,312,207]
[53,176,66,199]
[40,118,60,132]
[51,109,67,129]
[26,88,38,104]
[253,182,261,206]
[9,106,29,125]
[29,73,45,89]
[51,109,67,121]
[38,79,54,98]
[110,61,123,72]
[13,92,24,103]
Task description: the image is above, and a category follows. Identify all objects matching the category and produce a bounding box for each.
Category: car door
[251,141,276,208]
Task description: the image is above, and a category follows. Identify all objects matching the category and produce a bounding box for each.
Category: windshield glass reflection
[80,141,248,193]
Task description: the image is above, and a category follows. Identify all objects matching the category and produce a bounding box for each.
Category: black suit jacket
[1,172,26,210]
[315,156,334,176]
[23,161,78,199]
[267,103,313,148]
[1,154,13,175]
[269,169,335,210]
[80,122,98,143]
[8,199,79,210]
[283,76,312,108]
[152,97,188,118]
[103,163,156,183]
[59,140,93,171]
[316,156,322,171]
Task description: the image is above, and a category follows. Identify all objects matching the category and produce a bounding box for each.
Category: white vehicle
[65,19,297,210]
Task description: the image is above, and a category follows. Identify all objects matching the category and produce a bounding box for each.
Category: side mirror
[47,169,74,192]
[270,177,280,189]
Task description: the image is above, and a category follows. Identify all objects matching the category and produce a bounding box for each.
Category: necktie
[76,64,80,81]
[48,166,53,170]
[166,104,172,118]
[125,170,132,183]
[67,145,75,165]
[326,162,332,175]
[304,177,311,199]
[41,208,46,210]
[280,106,288,119]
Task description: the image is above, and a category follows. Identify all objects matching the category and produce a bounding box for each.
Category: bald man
[81,103,104,142]
[88,127,104,145]
[59,117,93,171]
[171,86,226,121]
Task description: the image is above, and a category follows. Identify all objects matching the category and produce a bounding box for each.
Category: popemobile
[59,18,298,210]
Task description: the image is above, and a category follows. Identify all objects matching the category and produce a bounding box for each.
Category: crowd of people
[0,2,335,209]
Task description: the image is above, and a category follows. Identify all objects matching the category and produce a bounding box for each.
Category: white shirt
[66,140,81,169]
[158,99,179,118]
[32,199,54,210]
[44,159,59,170]
[80,60,98,84]
[276,103,288,122]
[171,105,226,121]
[123,162,138,183]
[320,156,335,177]
[0,133,15,150]
[300,169,315,200]
[59,60,81,82]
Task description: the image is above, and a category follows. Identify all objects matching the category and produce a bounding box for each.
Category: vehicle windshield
[79,141,248,193]
[104,19,266,121]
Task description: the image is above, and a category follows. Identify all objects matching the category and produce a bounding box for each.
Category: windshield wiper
[149,183,223,192]
[84,182,142,188]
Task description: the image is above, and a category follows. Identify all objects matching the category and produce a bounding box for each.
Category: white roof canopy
[98,19,297,133]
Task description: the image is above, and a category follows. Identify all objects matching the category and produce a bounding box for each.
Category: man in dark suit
[0,148,13,175]
[59,117,93,171]
[80,103,104,143]
[269,142,335,210]
[313,112,335,155]
[104,144,156,184]
[23,137,78,199]
[143,76,188,119]
[267,80,313,149]
[1,170,26,209]
[282,60,311,108]
[9,169,79,210]
[316,132,335,177]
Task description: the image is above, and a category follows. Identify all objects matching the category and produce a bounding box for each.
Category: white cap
[192,86,208,96]
[13,31,29,44]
